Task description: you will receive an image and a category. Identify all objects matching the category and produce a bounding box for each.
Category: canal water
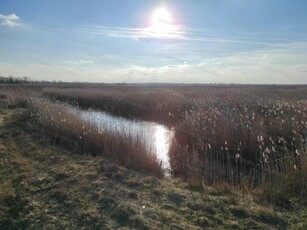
[70,108,174,172]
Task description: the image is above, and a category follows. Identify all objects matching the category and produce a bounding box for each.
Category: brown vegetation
[43,85,307,204]
[27,98,163,177]
[1,107,305,229]
[1,84,307,228]
[0,86,163,177]
[42,86,194,125]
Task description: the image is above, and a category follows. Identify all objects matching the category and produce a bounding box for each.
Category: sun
[150,7,176,37]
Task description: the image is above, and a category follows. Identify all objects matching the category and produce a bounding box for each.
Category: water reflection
[154,126,170,168]
[70,108,174,171]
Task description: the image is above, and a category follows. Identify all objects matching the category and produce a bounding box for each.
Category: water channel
[70,108,175,172]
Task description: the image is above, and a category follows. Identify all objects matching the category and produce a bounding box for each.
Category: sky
[0,0,307,84]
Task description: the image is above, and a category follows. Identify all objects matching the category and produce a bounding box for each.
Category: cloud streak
[1,43,306,84]
[52,24,303,49]
[0,13,20,27]
[55,25,186,40]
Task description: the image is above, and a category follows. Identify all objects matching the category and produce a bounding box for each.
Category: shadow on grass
[0,195,29,229]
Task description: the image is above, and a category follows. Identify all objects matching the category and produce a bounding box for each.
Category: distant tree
[23,76,31,83]
[8,76,14,84]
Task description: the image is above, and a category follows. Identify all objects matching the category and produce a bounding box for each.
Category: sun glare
[150,7,176,37]
[155,125,170,168]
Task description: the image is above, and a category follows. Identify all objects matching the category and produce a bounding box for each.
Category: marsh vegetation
[42,85,307,203]
[1,83,307,229]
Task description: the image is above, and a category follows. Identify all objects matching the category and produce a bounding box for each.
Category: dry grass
[42,85,307,204]
[27,98,163,177]
[42,86,193,124]
[1,85,307,228]
[169,88,307,204]
[0,86,163,177]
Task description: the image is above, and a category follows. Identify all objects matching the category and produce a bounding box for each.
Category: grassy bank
[1,105,307,229]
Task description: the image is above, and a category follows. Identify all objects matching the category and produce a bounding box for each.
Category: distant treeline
[0,75,68,85]
[0,76,34,84]
[1,75,306,88]
[0,75,108,87]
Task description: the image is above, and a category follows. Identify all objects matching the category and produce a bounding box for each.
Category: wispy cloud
[75,59,95,65]
[1,42,306,84]
[52,25,302,49]
[0,13,20,27]
[55,25,186,40]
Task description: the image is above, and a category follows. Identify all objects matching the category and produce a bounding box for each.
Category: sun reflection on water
[75,108,174,172]
[154,125,172,169]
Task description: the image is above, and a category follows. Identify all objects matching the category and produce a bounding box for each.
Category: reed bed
[0,85,29,109]
[42,85,307,203]
[26,98,163,177]
[42,87,194,125]
[170,91,307,204]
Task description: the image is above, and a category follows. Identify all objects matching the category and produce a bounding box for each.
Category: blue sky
[0,0,307,83]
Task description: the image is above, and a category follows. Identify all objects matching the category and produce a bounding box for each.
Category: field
[43,85,307,201]
[1,83,307,229]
